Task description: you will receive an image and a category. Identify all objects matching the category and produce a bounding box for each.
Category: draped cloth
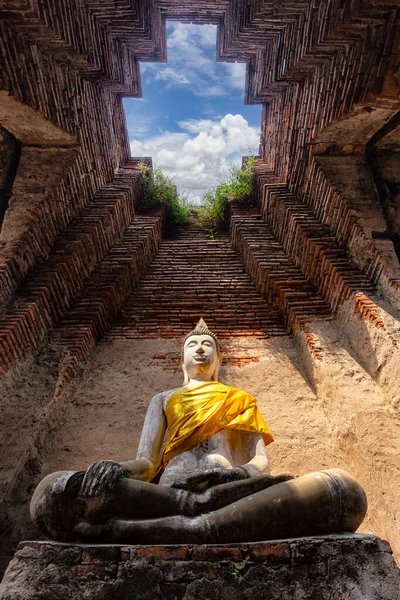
[161,381,274,468]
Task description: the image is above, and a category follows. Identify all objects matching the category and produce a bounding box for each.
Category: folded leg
[74,469,367,545]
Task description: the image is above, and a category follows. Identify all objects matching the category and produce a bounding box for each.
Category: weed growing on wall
[198,154,257,233]
[139,164,192,226]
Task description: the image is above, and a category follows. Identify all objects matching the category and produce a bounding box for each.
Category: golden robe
[161,381,273,467]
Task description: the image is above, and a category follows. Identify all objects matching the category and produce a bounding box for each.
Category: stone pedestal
[1,535,399,600]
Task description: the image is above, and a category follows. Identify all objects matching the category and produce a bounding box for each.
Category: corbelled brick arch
[0,0,400,578]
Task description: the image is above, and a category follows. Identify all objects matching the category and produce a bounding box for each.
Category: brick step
[107,224,288,339]
[230,204,332,328]
[55,210,165,385]
[0,170,140,376]
[260,186,377,311]
[229,203,334,360]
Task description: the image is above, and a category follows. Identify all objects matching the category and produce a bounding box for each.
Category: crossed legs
[31,469,367,544]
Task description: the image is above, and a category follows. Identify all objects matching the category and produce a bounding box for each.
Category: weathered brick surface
[108,221,287,340]
[0,168,141,376]
[305,156,400,289]
[1,536,399,600]
[0,0,398,383]
[237,2,399,162]
[229,202,330,360]
[253,182,400,356]
[259,184,375,310]
[0,1,134,307]
[230,203,330,317]
[0,0,399,585]
[56,208,164,386]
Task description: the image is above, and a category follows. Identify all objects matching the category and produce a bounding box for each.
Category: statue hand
[273,472,295,483]
[119,458,153,481]
[172,469,296,492]
[80,460,127,498]
[171,467,250,492]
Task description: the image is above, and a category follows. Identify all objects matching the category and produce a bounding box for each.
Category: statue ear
[212,361,220,382]
[182,364,190,386]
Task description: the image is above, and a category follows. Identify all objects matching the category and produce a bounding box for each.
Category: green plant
[232,568,244,584]
[139,163,192,226]
[197,153,257,232]
[205,225,218,240]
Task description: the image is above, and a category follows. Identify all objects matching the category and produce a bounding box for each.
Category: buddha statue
[31,319,367,544]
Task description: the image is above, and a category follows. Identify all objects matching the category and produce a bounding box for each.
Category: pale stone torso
[156,389,261,486]
[160,430,235,486]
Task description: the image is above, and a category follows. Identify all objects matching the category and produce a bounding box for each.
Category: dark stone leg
[75,469,367,545]
[33,468,294,542]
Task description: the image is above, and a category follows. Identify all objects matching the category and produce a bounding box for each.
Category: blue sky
[123,22,261,204]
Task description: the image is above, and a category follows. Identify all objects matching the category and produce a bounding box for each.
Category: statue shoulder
[150,388,182,411]
[225,383,254,397]
[225,384,258,406]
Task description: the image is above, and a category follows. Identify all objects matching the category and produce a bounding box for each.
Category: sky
[123,22,262,205]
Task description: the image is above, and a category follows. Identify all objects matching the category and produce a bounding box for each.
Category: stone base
[1,535,399,600]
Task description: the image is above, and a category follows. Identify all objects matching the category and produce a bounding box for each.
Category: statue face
[183,334,220,381]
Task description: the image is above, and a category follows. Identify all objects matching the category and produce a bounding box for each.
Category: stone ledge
[1,535,399,600]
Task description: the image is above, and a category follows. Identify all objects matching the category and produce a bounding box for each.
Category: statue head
[182,318,221,385]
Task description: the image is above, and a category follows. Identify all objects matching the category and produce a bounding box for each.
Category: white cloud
[155,67,190,85]
[143,23,246,99]
[168,22,216,52]
[195,85,227,98]
[178,119,215,134]
[130,114,260,205]
[224,62,247,90]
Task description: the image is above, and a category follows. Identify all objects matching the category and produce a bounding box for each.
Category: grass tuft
[139,163,192,226]
[138,154,257,233]
[197,154,257,234]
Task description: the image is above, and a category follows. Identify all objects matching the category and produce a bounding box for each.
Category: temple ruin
[0,0,400,592]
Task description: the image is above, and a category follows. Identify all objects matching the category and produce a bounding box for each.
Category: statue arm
[80,393,167,496]
[120,392,167,481]
[239,434,271,477]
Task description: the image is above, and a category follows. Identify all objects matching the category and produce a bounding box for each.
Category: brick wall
[2,537,399,600]
[107,219,287,340]
[0,167,145,377]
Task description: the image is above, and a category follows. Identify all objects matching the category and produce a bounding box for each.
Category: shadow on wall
[0,92,79,307]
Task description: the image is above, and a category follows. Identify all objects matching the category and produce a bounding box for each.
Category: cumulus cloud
[145,22,246,99]
[130,114,260,204]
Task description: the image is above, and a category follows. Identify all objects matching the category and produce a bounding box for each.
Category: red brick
[134,546,189,561]
[192,546,242,562]
[248,542,291,562]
